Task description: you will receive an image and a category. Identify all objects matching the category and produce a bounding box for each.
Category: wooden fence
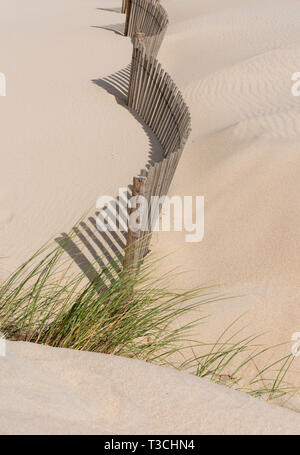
[123,19,191,268]
[123,0,168,57]
[52,1,190,281]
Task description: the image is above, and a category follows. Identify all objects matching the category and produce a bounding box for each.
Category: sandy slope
[1,341,300,435]
[150,0,300,384]
[0,0,148,276]
[1,0,300,435]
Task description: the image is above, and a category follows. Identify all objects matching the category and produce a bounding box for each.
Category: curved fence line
[128,42,191,157]
[52,1,191,279]
[124,0,168,57]
[121,1,192,268]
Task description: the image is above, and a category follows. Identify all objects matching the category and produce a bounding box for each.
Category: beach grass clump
[0,240,216,362]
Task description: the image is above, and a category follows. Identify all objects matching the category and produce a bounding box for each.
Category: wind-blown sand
[1,0,300,434]
[1,341,300,435]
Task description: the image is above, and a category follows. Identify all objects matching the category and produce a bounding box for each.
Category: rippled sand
[154,0,300,388]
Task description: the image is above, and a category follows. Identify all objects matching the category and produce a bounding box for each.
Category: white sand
[1,0,300,434]
[0,341,300,435]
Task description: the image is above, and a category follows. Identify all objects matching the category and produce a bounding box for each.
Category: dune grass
[0,239,216,361]
[0,235,298,404]
[179,319,297,403]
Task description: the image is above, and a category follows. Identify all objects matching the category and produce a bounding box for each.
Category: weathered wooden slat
[127,38,140,107]
[123,175,147,269]
[125,0,133,36]
[122,0,127,14]
[137,42,151,111]
[132,43,145,110]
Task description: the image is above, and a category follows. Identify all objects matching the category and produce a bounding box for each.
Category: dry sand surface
[1,341,300,435]
[1,0,300,434]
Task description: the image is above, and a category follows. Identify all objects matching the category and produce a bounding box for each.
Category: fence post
[123,175,147,270]
[124,0,132,36]
[127,32,145,106]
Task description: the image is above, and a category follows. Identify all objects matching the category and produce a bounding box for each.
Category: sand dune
[152,0,300,384]
[1,341,300,435]
[1,0,300,434]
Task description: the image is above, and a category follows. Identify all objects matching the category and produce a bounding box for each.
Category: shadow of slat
[97,7,122,13]
[91,24,125,36]
[73,226,116,283]
[55,233,101,284]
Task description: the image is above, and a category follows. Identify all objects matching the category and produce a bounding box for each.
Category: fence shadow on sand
[55,0,191,285]
[55,65,164,286]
